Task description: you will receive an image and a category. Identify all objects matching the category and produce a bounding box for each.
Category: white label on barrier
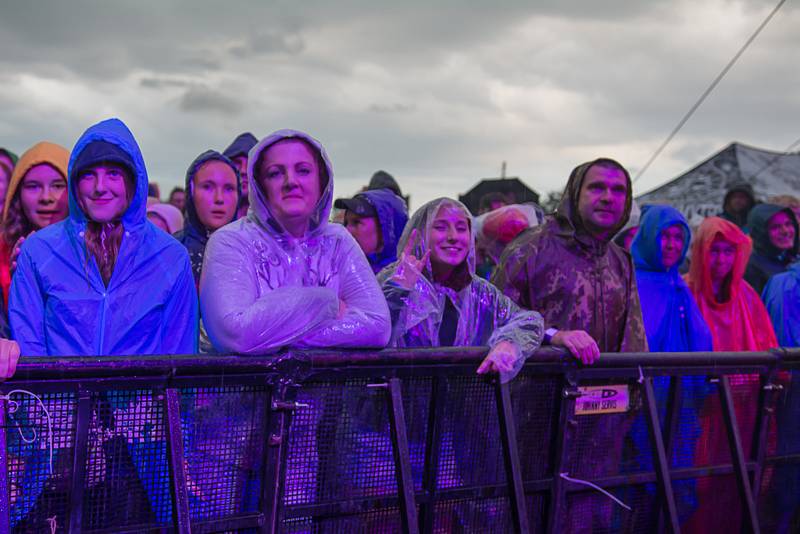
[574,385,630,415]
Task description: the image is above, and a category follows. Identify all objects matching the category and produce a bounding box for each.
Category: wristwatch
[543,327,559,345]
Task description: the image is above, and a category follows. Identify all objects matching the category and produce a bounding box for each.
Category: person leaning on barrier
[379,197,544,382]
[200,129,391,353]
[7,118,198,528]
[492,157,648,360]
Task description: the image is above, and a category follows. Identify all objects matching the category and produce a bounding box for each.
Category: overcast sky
[0,0,797,209]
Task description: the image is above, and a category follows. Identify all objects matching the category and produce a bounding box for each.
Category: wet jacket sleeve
[161,254,199,354]
[200,230,340,354]
[296,234,391,348]
[620,262,649,353]
[491,238,534,310]
[485,282,544,383]
[763,275,800,347]
[8,247,46,356]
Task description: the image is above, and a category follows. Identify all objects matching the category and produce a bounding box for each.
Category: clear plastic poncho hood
[201,129,391,354]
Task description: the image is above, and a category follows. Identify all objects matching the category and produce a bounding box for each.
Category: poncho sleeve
[8,246,47,356]
[160,253,199,354]
[483,280,544,383]
[763,273,800,347]
[295,233,391,348]
[200,229,341,354]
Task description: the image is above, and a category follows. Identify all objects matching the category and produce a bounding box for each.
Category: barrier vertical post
[643,377,680,533]
[68,390,92,533]
[164,388,192,534]
[495,381,530,533]
[387,377,420,534]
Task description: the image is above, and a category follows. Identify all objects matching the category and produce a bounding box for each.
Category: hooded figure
[174,150,241,285]
[0,142,70,308]
[684,216,777,532]
[763,261,800,347]
[719,181,756,229]
[685,217,777,352]
[367,169,403,198]
[631,205,712,352]
[146,202,184,234]
[492,158,647,353]
[7,119,198,528]
[627,206,712,520]
[335,188,408,274]
[200,129,390,354]
[379,198,543,383]
[9,118,198,356]
[223,132,257,220]
[743,203,799,294]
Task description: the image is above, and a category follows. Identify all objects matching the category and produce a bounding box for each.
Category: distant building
[637,142,800,226]
[459,177,540,216]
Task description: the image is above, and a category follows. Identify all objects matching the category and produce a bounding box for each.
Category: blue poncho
[631,205,712,352]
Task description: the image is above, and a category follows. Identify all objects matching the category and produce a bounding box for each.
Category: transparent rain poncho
[378,198,543,383]
[200,129,391,354]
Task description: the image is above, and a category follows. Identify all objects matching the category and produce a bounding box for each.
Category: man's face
[728,191,751,214]
[169,190,186,212]
[233,155,249,198]
[577,164,628,238]
[344,211,381,255]
[767,211,796,251]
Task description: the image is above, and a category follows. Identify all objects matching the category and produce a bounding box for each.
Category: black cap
[334,194,377,217]
[73,140,135,177]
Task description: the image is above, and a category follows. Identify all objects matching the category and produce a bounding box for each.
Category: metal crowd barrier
[1,347,799,533]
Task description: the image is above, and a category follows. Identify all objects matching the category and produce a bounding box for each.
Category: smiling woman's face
[429,205,470,270]
[19,163,69,229]
[257,139,322,235]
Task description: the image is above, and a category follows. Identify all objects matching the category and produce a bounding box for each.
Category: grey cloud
[140,77,194,89]
[368,103,416,114]
[179,87,242,115]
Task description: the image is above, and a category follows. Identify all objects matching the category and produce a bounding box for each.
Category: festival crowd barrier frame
[0,347,798,533]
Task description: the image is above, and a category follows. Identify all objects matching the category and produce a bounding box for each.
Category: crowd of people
[0,118,797,373]
[0,117,799,527]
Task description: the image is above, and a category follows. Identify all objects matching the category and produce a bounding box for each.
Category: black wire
[633,0,788,184]
[744,136,800,183]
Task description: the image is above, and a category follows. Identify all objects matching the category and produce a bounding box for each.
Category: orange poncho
[685,216,777,351]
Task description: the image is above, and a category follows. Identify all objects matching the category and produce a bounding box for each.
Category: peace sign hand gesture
[392,229,430,290]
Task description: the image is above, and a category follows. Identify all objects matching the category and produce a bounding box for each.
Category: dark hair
[169,187,185,199]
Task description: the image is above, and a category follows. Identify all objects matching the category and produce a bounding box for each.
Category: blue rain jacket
[628,205,712,521]
[359,188,408,273]
[631,205,713,353]
[763,261,800,347]
[7,118,198,528]
[9,118,198,356]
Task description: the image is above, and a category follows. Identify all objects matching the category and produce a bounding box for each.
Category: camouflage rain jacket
[492,159,648,353]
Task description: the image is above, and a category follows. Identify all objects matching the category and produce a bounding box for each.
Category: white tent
[636,142,800,226]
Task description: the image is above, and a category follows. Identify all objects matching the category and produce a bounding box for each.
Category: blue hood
[631,205,712,352]
[359,188,408,273]
[67,118,149,232]
[222,132,258,160]
[630,205,690,273]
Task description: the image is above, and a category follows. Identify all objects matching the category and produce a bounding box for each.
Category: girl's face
[19,163,69,229]
[76,163,132,223]
[660,224,685,270]
[429,205,470,270]
[708,234,737,282]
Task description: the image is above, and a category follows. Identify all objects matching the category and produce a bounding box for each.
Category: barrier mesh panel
[282,507,405,533]
[433,497,512,533]
[8,392,76,533]
[180,386,266,521]
[564,483,658,534]
[435,377,505,490]
[566,381,640,479]
[82,390,170,530]
[510,373,558,480]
